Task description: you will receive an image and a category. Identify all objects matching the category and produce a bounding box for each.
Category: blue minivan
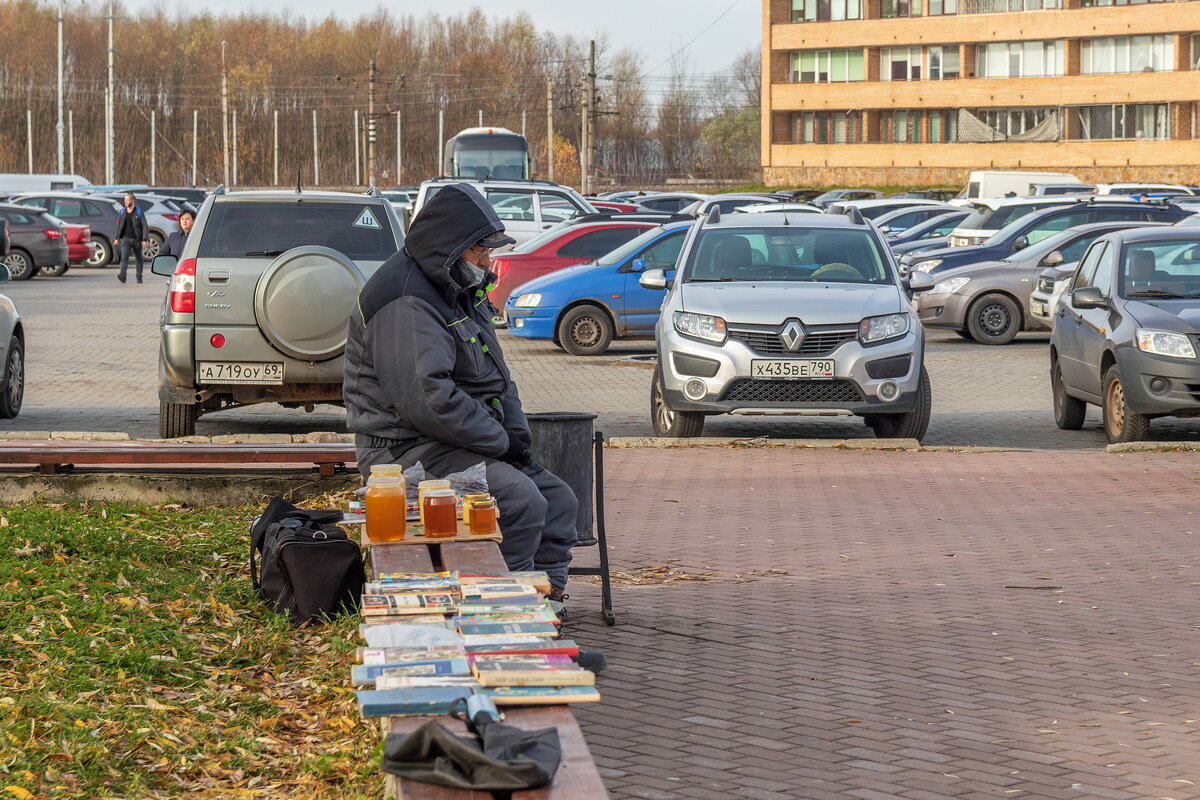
[504,221,692,355]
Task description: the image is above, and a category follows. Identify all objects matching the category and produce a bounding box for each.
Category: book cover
[458,571,552,593]
[461,633,559,646]
[453,609,559,626]
[364,580,461,595]
[356,687,473,718]
[480,686,601,705]
[455,601,554,616]
[359,645,466,665]
[361,594,456,616]
[375,675,482,690]
[351,657,471,686]
[456,622,559,638]
[465,640,580,658]
[460,583,534,599]
[377,571,456,583]
[451,594,542,607]
[359,614,454,628]
[471,658,594,687]
[360,623,464,649]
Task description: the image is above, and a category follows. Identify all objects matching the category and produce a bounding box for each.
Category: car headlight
[1136,329,1197,359]
[673,311,727,343]
[859,313,910,344]
[929,277,970,295]
[913,258,943,271]
[513,293,542,308]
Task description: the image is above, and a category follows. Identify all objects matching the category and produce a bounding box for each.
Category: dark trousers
[118,238,143,279]
[362,441,578,589]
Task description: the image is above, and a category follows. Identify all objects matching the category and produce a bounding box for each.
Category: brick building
[761,0,1200,187]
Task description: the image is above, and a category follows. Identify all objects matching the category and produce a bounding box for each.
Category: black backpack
[250,497,366,625]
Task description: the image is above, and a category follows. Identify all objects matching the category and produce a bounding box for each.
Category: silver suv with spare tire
[152,187,403,438]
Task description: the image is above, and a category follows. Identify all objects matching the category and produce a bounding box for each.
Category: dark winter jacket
[160,231,188,258]
[343,183,529,474]
[116,205,145,241]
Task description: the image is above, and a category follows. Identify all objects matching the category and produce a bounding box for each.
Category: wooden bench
[0,441,356,476]
[370,540,610,800]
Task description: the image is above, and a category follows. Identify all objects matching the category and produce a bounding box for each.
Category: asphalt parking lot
[3,268,1199,449]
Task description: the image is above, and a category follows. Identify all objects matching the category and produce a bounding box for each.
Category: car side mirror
[906,271,936,293]
[878,225,891,233]
[1012,236,1029,251]
[631,257,647,272]
[639,268,668,290]
[1044,250,1064,266]
[1070,286,1107,309]
[0,264,9,284]
[151,254,178,276]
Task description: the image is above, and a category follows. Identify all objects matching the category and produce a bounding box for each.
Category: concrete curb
[1106,442,1200,453]
[0,431,354,444]
[607,436,922,450]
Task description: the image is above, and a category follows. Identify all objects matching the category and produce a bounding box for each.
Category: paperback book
[358,645,466,665]
[456,621,559,638]
[360,623,464,649]
[357,687,473,718]
[455,601,554,616]
[481,686,601,705]
[471,655,594,687]
[465,639,580,658]
[351,657,472,686]
[375,675,482,690]
[361,594,457,616]
[453,609,560,626]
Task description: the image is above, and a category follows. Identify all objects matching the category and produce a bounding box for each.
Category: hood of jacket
[406,184,507,304]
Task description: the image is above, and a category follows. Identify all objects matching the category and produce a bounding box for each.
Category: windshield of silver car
[683,227,893,284]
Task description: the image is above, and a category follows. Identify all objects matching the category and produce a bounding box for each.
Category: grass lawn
[0,502,379,800]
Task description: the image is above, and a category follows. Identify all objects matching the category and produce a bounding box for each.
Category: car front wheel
[557,305,614,356]
[1102,365,1150,443]
[0,336,24,418]
[864,367,932,442]
[651,366,704,438]
[967,293,1022,345]
[39,263,68,277]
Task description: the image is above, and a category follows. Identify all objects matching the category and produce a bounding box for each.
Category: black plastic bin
[526,412,597,543]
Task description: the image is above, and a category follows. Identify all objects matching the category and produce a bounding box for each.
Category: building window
[883,111,920,143]
[1191,34,1200,70]
[928,111,959,142]
[881,47,923,81]
[1081,0,1167,6]
[798,111,862,143]
[961,107,1057,140]
[880,0,920,17]
[976,41,1063,78]
[929,0,959,15]
[960,0,1060,12]
[790,50,865,82]
[928,46,961,80]
[1081,36,1173,74]
[1071,104,1170,139]
[791,0,864,22]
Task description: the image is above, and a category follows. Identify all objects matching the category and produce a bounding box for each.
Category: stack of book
[354,571,601,717]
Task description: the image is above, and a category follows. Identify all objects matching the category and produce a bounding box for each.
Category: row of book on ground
[355,570,600,717]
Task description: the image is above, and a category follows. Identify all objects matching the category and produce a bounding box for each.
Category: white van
[0,173,91,195]
[957,171,1087,200]
[1094,182,1199,197]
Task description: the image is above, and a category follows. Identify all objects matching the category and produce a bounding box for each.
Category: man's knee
[489,464,547,530]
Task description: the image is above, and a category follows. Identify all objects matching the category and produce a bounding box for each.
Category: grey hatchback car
[0,263,24,417]
[152,188,403,437]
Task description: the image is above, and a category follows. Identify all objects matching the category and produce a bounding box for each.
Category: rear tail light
[43,229,62,240]
[170,258,197,314]
[163,213,180,222]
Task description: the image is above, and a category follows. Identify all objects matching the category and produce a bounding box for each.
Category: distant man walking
[114,193,148,284]
[159,208,194,259]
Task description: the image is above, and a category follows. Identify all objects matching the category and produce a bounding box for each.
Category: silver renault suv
[152,187,403,438]
[641,208,936,440]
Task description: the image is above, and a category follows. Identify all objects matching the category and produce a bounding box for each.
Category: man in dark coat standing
[343,184,578,601]
[114,193,147,283]
[159,207,194,259]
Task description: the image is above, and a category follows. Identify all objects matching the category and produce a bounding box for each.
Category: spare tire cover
[253,245,365,361]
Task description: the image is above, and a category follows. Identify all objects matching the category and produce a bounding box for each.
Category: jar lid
[371,464,407,475]
[418,479,451,489]
[425,488,457,497]
[367,476,403,486]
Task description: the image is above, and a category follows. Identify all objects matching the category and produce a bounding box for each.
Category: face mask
[454,258,485,289]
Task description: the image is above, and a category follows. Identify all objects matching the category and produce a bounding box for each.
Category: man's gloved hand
[501,433,532,469]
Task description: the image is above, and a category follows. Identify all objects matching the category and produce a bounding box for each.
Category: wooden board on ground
[384,708,608,800]
[0,441,355,476]
[440,541,511,575]
[362,522,502,547]
[370,543,436,575]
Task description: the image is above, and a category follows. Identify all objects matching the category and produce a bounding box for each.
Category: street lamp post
[221,40,229,186]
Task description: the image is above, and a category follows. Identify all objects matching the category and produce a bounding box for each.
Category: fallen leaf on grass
[5,787,33,800]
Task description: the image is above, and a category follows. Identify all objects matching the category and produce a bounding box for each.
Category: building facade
[761,0,1200,186]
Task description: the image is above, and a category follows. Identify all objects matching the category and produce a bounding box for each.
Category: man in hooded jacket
[343,183,577,600]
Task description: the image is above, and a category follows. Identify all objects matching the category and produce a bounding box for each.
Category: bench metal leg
[593,431,615,626]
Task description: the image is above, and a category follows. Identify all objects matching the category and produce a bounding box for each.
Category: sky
[122,0,762,77]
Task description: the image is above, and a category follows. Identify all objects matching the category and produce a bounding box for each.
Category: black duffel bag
[250,496,365,624]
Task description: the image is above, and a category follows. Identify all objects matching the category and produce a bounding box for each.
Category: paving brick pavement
[4,269,1200,448]
[561,447,1200,799]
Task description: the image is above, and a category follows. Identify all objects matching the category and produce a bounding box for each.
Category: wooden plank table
[369,540,609,800]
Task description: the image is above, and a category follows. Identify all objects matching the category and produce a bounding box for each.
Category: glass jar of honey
[422,488,458,538]
[461,492,491,526]
[365,476,406,542]
[468,497,497,536]
[417,479,451,526]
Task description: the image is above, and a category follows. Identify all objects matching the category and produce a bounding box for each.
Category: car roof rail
[364,186,383,198]
[213,184,227,196]
[705,205,721,225]
[842,206,865,225]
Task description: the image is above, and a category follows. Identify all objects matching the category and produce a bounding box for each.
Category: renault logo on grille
[780,320,805,351]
